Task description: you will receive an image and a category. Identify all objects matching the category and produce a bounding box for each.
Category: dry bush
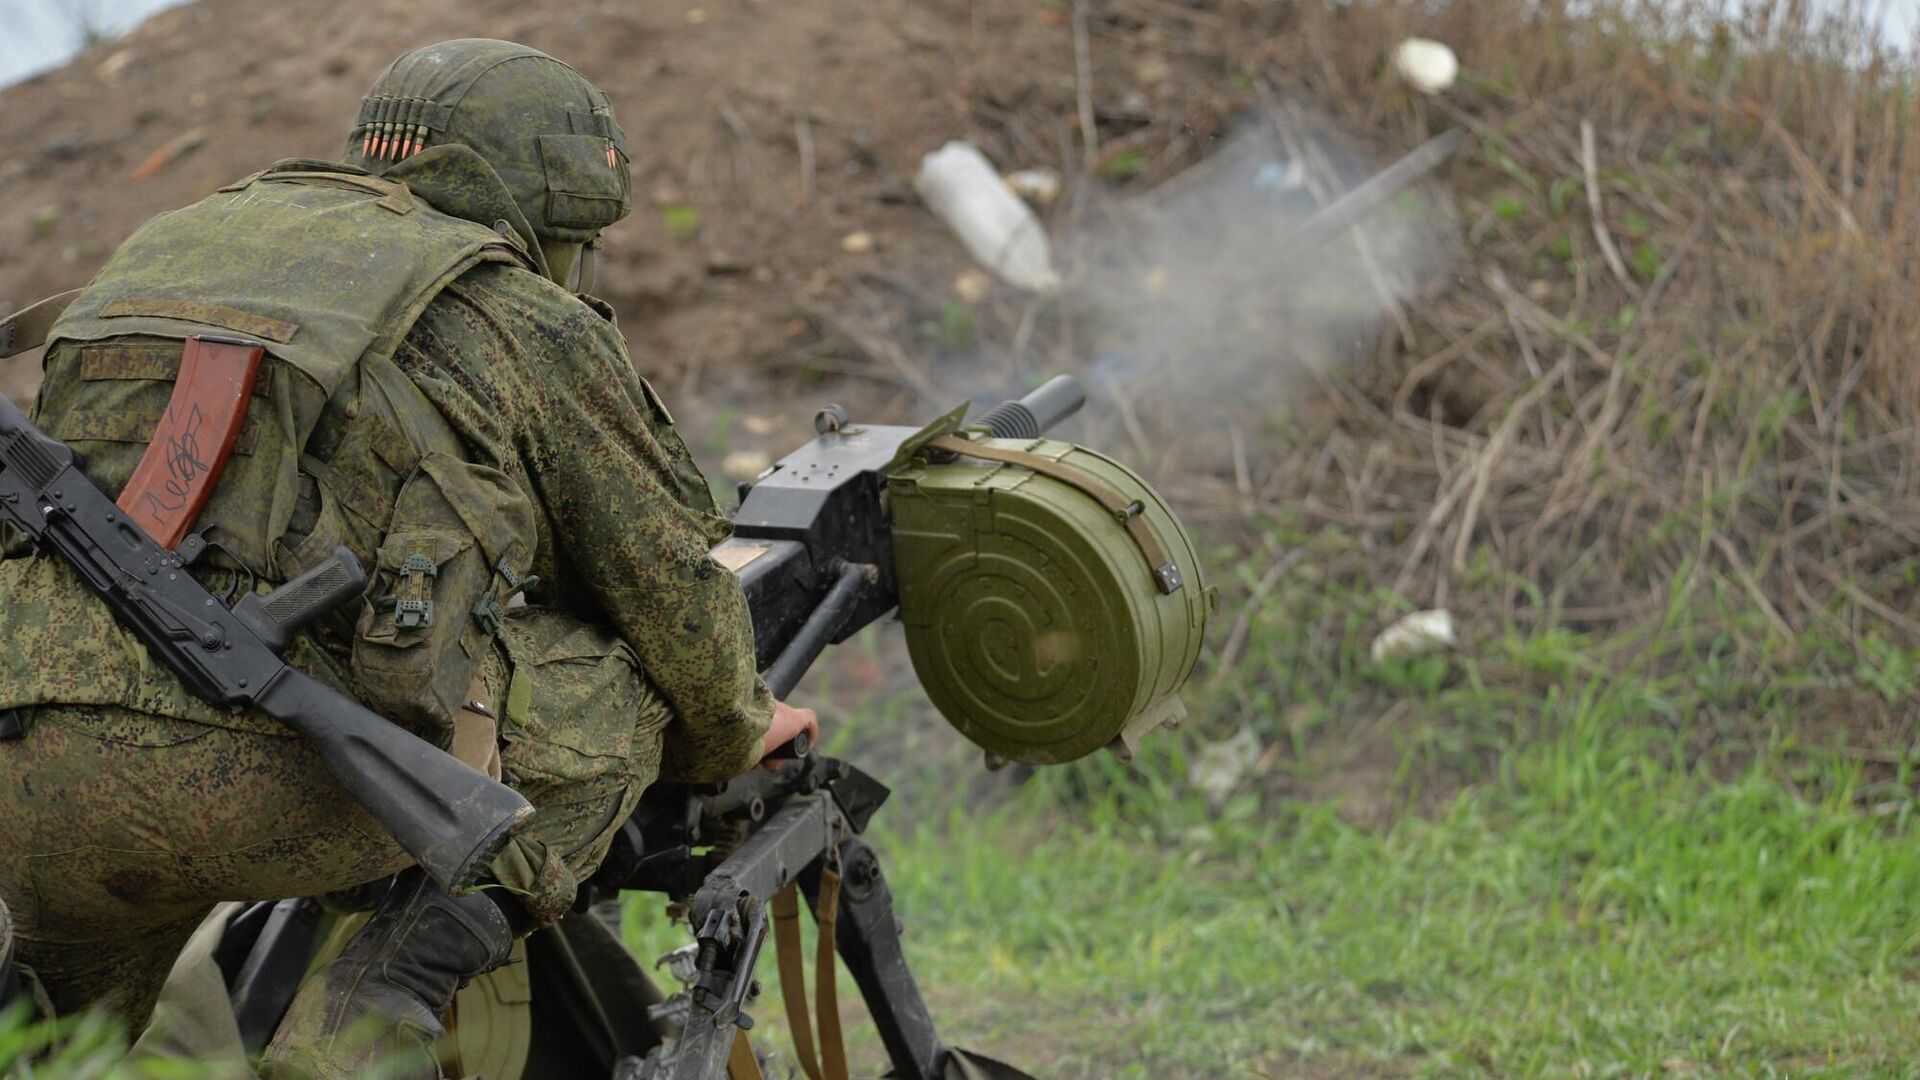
[936,0,1920,734]
[1290,1,1920,657]
[773,0,1920,754]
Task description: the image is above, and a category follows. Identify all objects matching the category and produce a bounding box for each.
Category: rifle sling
[929,435,1183,595]
[0,289,83,359]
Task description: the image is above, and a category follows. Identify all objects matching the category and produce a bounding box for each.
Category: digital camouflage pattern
[0,617,667,1023]
[349,39,632,247]
[0,702,413,1020]
[25,159,529,594]
[387,255,773,783]
[0,57,769,1027]
[2,73,767,771]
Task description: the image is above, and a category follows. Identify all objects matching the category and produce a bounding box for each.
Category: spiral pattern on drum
[905,527,1134,764]
[892,436,1210,765]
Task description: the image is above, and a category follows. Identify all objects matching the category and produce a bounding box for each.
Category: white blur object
[1189,729,1264,812]
[1003,167,1063,205]
[658,942,701,987]
[1392,38,1458,95]
[721,449,772,482]
[1369,609,1457,663]
[953,269,994,304]
[915,141,1061,293]
[1251,159,1306,192]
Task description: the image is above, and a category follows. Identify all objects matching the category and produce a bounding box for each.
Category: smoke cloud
[1059,109,1459,440]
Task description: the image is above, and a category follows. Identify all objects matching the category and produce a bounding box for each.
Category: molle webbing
[37,162,531,579]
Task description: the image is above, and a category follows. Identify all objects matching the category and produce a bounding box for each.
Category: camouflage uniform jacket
[392,261,774,780]
[0,154,771,781]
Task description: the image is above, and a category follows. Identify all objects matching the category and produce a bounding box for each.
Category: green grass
[12,518,1920,1078]
[610,573,1920,1078]
[862,727,1920,1077]
[626,749,1920,1077]
[0,1002,212,1079]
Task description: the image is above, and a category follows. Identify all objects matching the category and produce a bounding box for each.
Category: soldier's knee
[496,609,671,798]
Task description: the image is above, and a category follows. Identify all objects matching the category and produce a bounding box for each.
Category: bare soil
[0,0,1230,425]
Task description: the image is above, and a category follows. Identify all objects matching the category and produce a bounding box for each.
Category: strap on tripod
[770,869,849,1080]
[727,1028,764,1080]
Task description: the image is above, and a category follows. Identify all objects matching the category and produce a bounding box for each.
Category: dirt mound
[0,0,1230,415]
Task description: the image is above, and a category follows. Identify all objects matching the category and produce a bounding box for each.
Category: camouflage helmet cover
[348,38,632,244]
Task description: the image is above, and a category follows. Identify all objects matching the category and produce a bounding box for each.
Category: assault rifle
[0,391,531,892]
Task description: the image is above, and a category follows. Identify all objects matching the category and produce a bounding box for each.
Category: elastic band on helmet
[357,97,438,164]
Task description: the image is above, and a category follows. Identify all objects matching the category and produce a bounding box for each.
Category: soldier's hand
[760,699,821,767]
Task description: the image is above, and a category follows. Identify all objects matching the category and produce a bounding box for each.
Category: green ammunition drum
[889,438,1212,764]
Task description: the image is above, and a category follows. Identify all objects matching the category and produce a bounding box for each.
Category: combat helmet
[346,39,632,289]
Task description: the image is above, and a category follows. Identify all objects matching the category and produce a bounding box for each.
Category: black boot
[259,869,514,1080]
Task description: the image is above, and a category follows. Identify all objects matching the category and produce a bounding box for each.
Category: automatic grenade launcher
[728,374,1216,765]
[179,376,1218,1080]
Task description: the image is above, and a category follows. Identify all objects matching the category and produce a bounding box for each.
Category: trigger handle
[233,546,368,653]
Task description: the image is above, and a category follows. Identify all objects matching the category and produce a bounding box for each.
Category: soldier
[0,38,817,1078]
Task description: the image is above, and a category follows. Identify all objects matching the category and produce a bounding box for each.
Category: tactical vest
[21,160,540,736]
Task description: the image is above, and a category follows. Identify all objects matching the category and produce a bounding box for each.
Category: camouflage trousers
[0,607,667,1028]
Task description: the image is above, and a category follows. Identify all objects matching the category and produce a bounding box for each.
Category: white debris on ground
[1189,728,1265,812]
[914,141,1062,293]
[952,269,993,304]
[1392,37,1459,95]
[1003,167,1063,205]
[1369,609,1457,663]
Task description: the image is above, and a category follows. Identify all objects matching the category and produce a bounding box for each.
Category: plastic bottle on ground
[914,141,1062,294]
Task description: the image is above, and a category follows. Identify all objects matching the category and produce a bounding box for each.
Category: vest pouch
[353,452,536,738]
